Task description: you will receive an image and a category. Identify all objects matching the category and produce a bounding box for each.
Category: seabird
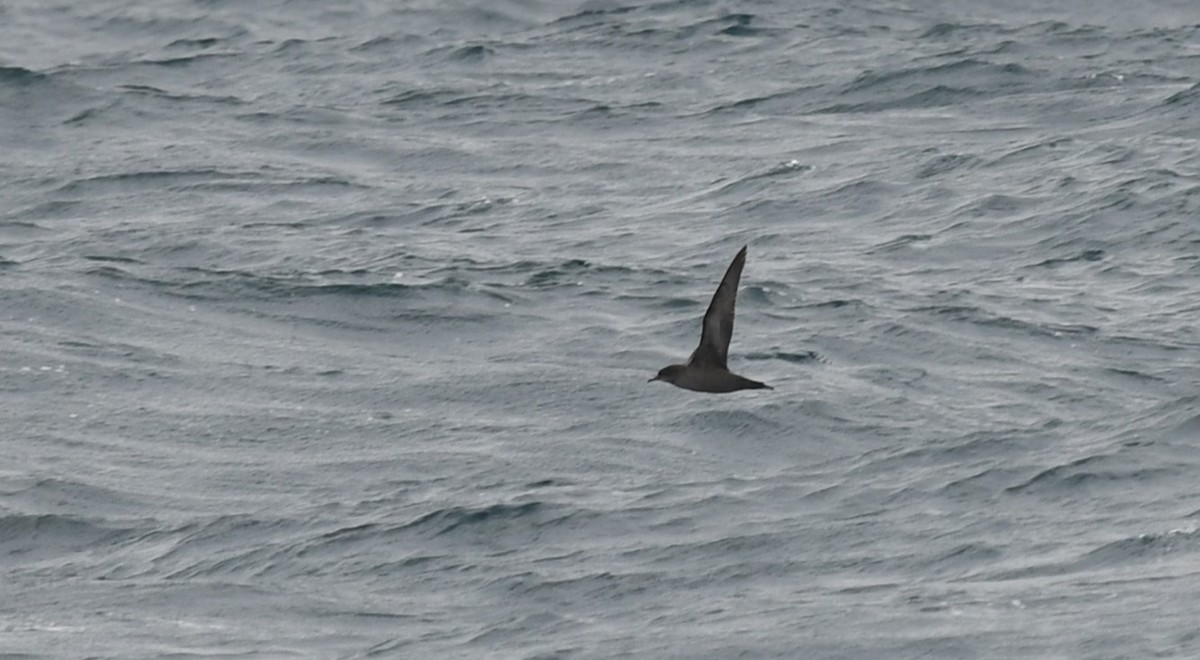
[650,245,773,393]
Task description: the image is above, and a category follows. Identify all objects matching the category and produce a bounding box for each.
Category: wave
[976,527,1200,582]
[1081,528,1200,568]
[136,501,594,580]
[902,303,1099,340]
[55,168,362,197]
[1160,81,1200,108]
[1005,452,1177,496]
[0,65,48,87]
[0,513,137,564]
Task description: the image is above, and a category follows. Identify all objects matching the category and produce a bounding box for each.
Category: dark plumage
[650,245,772,393]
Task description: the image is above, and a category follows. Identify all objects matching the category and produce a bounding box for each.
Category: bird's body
[650,246,772,393]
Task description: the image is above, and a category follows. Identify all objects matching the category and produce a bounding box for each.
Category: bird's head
[649,364,687,385]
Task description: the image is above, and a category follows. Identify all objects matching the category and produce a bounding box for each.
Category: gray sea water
[3,0,1200,657]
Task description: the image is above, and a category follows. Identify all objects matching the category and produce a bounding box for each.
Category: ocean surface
[3,0,1200,657]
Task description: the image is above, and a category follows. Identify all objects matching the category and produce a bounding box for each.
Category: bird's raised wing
[688,245,746,370]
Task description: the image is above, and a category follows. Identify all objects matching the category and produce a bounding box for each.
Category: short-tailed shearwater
[650,245,772,393]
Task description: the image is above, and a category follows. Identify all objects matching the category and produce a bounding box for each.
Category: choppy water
[3,0,1200,657]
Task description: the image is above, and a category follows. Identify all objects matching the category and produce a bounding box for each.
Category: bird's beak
[648,375,659,382]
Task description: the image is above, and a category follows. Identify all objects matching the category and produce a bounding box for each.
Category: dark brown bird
[650,245,772,393]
